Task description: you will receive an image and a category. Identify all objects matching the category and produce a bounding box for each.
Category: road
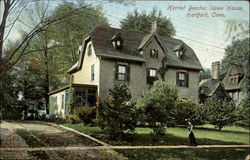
[0,120,126,160]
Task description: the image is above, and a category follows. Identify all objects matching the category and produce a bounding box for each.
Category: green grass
[63,123,250,145]
[117,148,250,160]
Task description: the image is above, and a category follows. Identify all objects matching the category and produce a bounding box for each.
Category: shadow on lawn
[117,147,249,160]
[93,133,244,146]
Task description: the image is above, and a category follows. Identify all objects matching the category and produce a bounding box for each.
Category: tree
[202,96,237,130]
[221,38,249,73]
[200,68,211,80]
[225,19,249,41]
[136,80,178,136]
[47,2,109,67]
[98,83,137,140]
[120,8,176,37]
[0,0,97,76]
[236,98,250,129]
[174,98,201,125]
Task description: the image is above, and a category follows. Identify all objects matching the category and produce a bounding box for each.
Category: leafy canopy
[221,38,249,73]
[202,96,237,130]
[136,80,178,136]
[120,8,176,37]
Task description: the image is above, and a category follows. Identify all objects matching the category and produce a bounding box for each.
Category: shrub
[66,114,81,124]
[235,98,250,128]
[99,83,137,140]
[174,98,201,125]
[46,114,65,124]
[74,106,96,124]
[202,96,237,130]
[136,80,178,136]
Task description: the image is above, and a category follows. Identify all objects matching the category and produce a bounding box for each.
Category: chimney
[151,20,157,32]
[211,61,220,80]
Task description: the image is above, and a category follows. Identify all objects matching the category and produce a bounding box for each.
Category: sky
[3,1,249,69]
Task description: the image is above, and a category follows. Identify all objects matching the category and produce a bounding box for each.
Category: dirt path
[0,121,127,160]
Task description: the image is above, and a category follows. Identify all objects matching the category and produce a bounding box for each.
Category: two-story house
[49,23,203,116]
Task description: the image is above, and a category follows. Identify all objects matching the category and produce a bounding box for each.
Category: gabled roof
[68,25,203,74]
[199,79,231,98]
[222,63,248,91]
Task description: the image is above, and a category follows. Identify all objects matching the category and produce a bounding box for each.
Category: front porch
[48,83,98,116]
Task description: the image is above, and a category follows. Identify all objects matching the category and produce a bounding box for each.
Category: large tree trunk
[0,0,11,59]
[44,36,50,115]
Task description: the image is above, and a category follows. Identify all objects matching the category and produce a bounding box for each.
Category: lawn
[63,123,250,145]
[63,124,250,160]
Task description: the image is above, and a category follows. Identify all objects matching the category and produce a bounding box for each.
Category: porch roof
[48,83,97,95]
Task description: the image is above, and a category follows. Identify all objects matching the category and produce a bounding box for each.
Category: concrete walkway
[1,144,250,152]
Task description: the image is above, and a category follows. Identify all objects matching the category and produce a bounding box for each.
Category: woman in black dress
[187,120,197,146]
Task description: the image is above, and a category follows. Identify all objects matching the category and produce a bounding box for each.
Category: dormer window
[174,43,185,59]
[150,49,158,58]
[88,44,92,56]
[111,33,124,50]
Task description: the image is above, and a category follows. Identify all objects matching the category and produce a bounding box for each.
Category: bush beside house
[136,80,178,136]
[98,83,137,140]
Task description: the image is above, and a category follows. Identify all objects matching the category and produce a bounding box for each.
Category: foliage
[199,68,211,80]
[174,98,201,125]
[136,80,178,136]
[202,96,237,130]
[236,98,250,128]
[99,83,137,140]
[66,114,81,124]
[46,114,65,124]
[221,38,249,73]
[225,19,249,41]
[120,8,176,37]
[74,106,96,124]
[48,2,109,68]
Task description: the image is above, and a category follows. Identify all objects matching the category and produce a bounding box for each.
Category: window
[176,49,185,59]
[61,94,64,109]
[176,72,189,87]
[71,75,75,83]
[149,69,157,77]
[88,44,92,56]
[91,64,95,81]
[150,49,158,58]
[115,64,130,81]
[75,89,86,106]
[118,65,126,81]
[147,68,158,84]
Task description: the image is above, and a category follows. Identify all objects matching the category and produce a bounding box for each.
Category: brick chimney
[211,61,220,80]
[151,20,157,32]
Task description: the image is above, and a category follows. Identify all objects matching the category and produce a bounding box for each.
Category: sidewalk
[1,144,250,152]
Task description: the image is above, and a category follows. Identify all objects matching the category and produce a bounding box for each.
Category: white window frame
[118,65,127,81]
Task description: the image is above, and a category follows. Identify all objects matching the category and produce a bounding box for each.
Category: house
[199,61,248,105]
[49,22,203,117]
[222,62,248,105]
[199,61,231,103]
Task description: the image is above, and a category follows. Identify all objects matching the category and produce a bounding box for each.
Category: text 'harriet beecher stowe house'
[49,22,203,117]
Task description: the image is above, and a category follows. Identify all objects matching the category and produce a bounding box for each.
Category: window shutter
[150,49,152,57]
[156,50,159,58]
[114,64,118,80]
[176,72,179,85]
[146,68,150,84]
[127,66,130,82]
[185,72,189,87]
